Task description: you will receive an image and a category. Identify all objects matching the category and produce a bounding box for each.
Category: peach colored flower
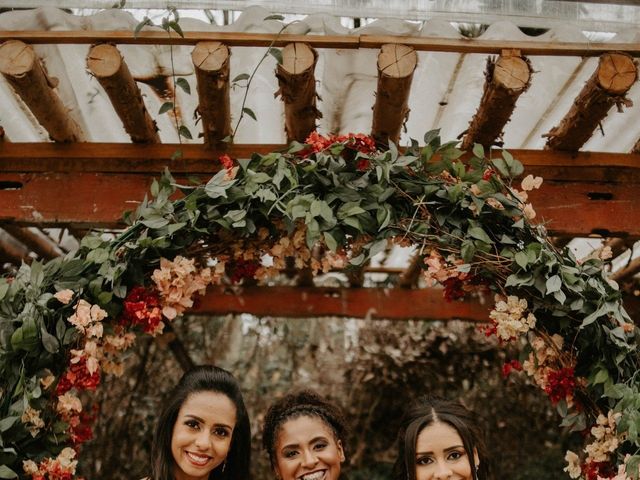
[40,373,55,390]
[21,405,44,437]
[56,392,82,415]
[54,289,74,304]
[564,451,581,479]
[521,174,543,191]
[523,203,536,220]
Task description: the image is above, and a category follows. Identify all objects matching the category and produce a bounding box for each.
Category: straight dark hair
[392,396,492,480]
[150,365,251,480]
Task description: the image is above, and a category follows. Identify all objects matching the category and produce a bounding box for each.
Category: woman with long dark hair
[150,365,251,480]
[392,396,491,480]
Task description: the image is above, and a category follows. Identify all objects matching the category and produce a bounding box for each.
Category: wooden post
[461,50,531,150]
[191,41,231,148]
[0,40,84,142]
[632,137,640,154]
[545,52,637,151]
[275,42,320,143]
[87,43,160,143]
[371,43,417,147]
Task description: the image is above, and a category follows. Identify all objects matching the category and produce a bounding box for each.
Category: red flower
[442,277,466,302]
[501,359,523,378]
[544,367,576,404]
[356,158,370,171]
[68,410,94,445]
[121,286,163,335]
[583,461,615,480]
[228,259,260,284]
[219,154,235,170]
[55,357,101,395]
[482,168,494,181]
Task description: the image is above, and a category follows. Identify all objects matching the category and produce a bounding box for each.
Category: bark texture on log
[275,42,320,143]
[0,225,62,260]
[0,40,84,142]
[371,43,417,147]
[191,41,231,149]
[461,50,531,150]
[545,52,637,151]
[87,43,159,143]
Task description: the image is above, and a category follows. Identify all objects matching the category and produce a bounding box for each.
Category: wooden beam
[0,224,63,260]
[86,43,159,144]
[632,137,640,155]
[276,42,320,143]
[611,257,640,283]
[1,30,640,57]
[0,126,8,142]
[398,253,424,289]
[0,229,30,264]
[0,40,85,142]
[545,52,637,151]
[193,285,491,321]
[191,42,231,148]
[0,171,638,236]
[371,44,417,147]
[461,50,532,150]
[2,143,639,174]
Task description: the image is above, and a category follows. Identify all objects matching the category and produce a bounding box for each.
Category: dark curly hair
[262,389,348,469]
[150,365,251,480]
[392,396,492,480]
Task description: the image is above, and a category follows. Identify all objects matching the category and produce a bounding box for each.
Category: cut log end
[87,43,122,78]
[0,39,36,76]
[378,43,417,78]
[281,42,315,75]
[191,41,229,72]
[597,52,637,95]
[493,55,530,91]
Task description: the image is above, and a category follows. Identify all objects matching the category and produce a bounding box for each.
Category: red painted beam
[193,286,491,321]
[0,171,637,236]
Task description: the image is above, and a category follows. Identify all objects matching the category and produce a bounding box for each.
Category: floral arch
[0,132,638,480]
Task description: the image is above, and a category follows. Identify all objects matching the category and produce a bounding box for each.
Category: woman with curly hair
[262,390,348,480]
[392,396,492,480]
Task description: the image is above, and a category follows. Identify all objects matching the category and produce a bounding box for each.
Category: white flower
[564,450,581,479]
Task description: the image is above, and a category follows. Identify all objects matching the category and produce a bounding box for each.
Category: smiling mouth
[185,451,212,467]
[299,470,327,480]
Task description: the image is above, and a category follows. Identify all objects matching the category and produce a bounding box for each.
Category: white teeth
[300,472,325,480]
[186,452,210,465]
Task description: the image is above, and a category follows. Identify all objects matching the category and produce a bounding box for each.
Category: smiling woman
[262,390,348,480]
[392,397,491,480]
[149,365,251,480]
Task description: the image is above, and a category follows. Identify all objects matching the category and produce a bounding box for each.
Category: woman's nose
[433,460,453,479]
[194,430,210,449]
[301,449,318,468]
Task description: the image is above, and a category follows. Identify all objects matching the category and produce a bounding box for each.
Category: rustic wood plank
[0,31,639,56]
[1,143,639,173]
[193,285,491,321]
[0,171,638,235]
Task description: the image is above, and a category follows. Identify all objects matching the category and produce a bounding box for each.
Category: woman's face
[414,421,477,480]
[274,415,345,480]
[171,391,237,480]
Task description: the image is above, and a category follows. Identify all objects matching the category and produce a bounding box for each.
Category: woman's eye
[416,456,432,465]
[185,420,199,429]
[214,428,230,437]
[313,443,328,451]
[284,450,298,459]
[448,451,464,461]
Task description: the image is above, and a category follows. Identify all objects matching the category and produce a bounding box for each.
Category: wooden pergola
[1,26,639,321]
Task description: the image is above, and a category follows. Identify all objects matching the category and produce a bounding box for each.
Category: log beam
[0,224,63,260]
[86,43,159,143]
[611,256,640,283]
[0,40,85,142]
[371,43,417,147]
[632,137,640,154]
[276,42,320,143]
[544,52,637,151]
[0,229,30,264]
[194,285,491,321]
[398,253,424,288]
[191,41,231,148]
[461,50,531,150]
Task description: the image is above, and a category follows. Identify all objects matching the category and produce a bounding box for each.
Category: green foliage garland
[0,131,638,479]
